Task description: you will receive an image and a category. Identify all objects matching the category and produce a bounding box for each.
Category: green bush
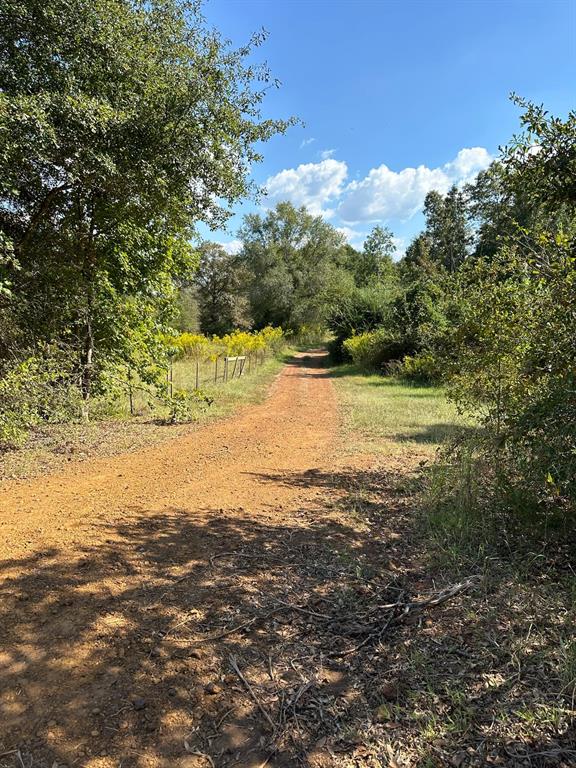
[424,238,576,549]
[342,330,388,370]
[163,388,213,424]
[327,283,396,362]
[0,351,81,449]
[342,328,409,371]
[397,352,443,384]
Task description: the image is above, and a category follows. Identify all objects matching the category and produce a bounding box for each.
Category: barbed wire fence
[125,349,273,416]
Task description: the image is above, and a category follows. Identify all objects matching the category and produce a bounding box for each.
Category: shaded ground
[1,352,574,768]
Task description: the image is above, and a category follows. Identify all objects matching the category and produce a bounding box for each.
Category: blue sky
[199,0,576,255]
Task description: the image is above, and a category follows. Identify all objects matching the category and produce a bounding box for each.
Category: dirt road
[1,351,379,768]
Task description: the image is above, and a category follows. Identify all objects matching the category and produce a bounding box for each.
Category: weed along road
[0,350,347,768]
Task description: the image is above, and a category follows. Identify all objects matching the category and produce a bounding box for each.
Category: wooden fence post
[127,366,134,415]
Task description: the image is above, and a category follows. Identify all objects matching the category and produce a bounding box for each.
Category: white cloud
[392,237,406,258]
[257,146,492,228]
[444,147,493,182]
[338,147,492,224]
[263,159,348,217]
[217,239,242,255]
[320,148,336,160]
[300,137,316,148]
[339,164,450,223]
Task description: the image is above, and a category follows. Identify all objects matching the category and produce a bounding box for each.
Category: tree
[237,202,347,331]
[466,162,544,260]
[438,99,576,528]
[349,225,396,286]
[503,95,576,212]
[0,0,292,403]
[194,243,249,336]
[401,234,435,274]
[424,186,471,272]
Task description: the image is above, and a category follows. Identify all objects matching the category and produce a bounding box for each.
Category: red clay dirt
[0,350,367,768]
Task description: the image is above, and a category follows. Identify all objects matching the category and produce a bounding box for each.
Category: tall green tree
[0,0,292,399]
[424,186,471,272]
[237,201,347,331]
[194,243,249,336]
[350,225,396,286]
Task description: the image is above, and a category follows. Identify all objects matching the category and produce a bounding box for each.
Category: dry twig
[229,654,276,731]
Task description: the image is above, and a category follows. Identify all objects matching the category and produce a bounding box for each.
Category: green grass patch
[172,353,286,422]
[331,363,469,457]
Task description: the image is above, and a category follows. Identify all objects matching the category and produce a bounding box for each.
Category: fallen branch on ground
[229,654,277,731]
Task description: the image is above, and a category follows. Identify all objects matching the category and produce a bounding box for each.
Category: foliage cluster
[0,0,291,444]
[423,99,576,542]
[170,326,284,361]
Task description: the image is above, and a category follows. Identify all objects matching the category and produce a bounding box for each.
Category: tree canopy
[0,0,292,399]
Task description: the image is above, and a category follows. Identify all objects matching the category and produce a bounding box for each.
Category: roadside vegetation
[329,366,575,765]
[0,350,287,481]
[332,364,465,458]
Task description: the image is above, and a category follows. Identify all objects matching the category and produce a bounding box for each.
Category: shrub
[175,333,211,360]
[163,388,213,424]
[426,238,576,546]
[0,350,81,449]
[327,283,396,361]
[166,326,285,362]
[397,352,443,384]
[342,328,407,370]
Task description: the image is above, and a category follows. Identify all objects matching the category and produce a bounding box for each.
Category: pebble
[132,697,146,710]
[205,682,220,695]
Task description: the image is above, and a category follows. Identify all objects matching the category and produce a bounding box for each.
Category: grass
[331,363,469,458]
[174,353,286,421]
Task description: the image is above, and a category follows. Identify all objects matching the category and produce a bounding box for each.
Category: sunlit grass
[331,363,469,457]
[174,353,286,422]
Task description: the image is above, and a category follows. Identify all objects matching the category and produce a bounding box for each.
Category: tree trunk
[80,202,97,421]
[80,317,94,421]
